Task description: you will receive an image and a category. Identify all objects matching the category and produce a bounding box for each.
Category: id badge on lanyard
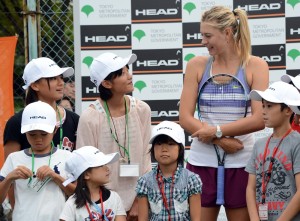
[258,203,268,220]
[119,163,139,177]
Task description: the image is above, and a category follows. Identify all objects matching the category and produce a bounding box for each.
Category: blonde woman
[179,6,269,221]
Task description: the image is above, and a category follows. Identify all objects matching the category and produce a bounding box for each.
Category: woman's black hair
[25,78,51,105]
[98,65,129,101]
[149,134,185,166]
[74,168,108,208]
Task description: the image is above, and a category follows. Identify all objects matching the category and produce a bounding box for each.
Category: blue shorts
[186,163,248,208]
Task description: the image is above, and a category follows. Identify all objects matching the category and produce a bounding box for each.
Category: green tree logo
[288,49,300,61]
[81,5,94,17]
[82,56,94,68]
[134,81,147,92]
[183,2,196,14]
[287,0,300,9]
[184,53,196,62]
[133,30,146,42]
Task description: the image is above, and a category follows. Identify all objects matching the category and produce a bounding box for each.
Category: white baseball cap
[250,81,300,114]
[90,52,137,87]
[22,57,74,89]
[149,121,185,145]
[281,74,300,89]
[63,146,120,186]
[21,101,56,134]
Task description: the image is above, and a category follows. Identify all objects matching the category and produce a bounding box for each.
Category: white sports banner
[73,0,300,148]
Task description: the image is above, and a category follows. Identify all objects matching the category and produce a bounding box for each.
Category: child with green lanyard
[76,52,152,220]
[4,57,79,157]
[0,101,75,221]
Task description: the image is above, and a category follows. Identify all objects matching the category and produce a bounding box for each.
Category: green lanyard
[104,97,130,163]
[28,145,53,184]
[55,105,63,149]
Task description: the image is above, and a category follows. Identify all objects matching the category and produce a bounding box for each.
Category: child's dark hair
[98,65,129,101]
[25,78,51,105]
[74,168,107,208]
[150,134,185,165]
[279,103,295,124]
[262,100,294,124]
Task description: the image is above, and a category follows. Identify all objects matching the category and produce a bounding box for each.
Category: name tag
[119,164,139,177]
[27,176,52,192]
[258,203,268,220]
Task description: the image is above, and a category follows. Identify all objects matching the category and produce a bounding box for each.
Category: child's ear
[101,80,112,89]
[54,126,59,134]
[30,82,40,91]
[84,171,90,180]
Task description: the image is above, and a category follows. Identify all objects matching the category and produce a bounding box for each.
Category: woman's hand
[191,122,216,143]
[213,137,244,154]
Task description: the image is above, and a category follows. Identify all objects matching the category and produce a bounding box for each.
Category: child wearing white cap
[76,52,152,218]
[0,101,75,221]
[246,81,300,221]
[281,74,300,133]
[60,146,126,221]
[136,121,202,221]
[4,57,79,157]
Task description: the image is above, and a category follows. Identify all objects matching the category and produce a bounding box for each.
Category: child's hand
[7,166,32,181]
[36,166,56,180]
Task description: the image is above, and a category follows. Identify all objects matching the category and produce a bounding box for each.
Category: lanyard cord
[104,97,130,163]
[261,128,292,204]
[56,105,63,149]
[28,145,53,184]
[85,189,107,221]
[156,166,175,221]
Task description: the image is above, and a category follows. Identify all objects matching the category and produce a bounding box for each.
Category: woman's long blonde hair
[201,6,251,66]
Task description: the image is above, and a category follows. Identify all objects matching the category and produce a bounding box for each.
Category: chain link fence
[0,0,75,112]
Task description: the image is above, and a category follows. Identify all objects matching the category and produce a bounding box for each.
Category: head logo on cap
[149,121,185,145]
[250,81,300,114]
[21,101,56,134]
[22,57,74,90]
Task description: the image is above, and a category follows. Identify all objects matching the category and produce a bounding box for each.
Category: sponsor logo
[234,0,284,17]
[136,59,179,67]
[81,5,94,17]
[133,49,182,73]
[184,53,196,62]
[288,49,300,61]
[261,55,282,63]
[286,17,300,42]
[287,0,300,9]
[152,110,179,117]
[252,45,285,69]
[183,22,202,47]
[238,3,281,11]
[82,56,94,68]
[30,116,46,119]
[84,35,127,43]
[81,76,99,99]
[183,2,196,14]
[135,8,178,16]
[134,80,147,92]
[133,30,146,42]
[146,100,180,122]
[131,0,181,22]
[81,25,131,49]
